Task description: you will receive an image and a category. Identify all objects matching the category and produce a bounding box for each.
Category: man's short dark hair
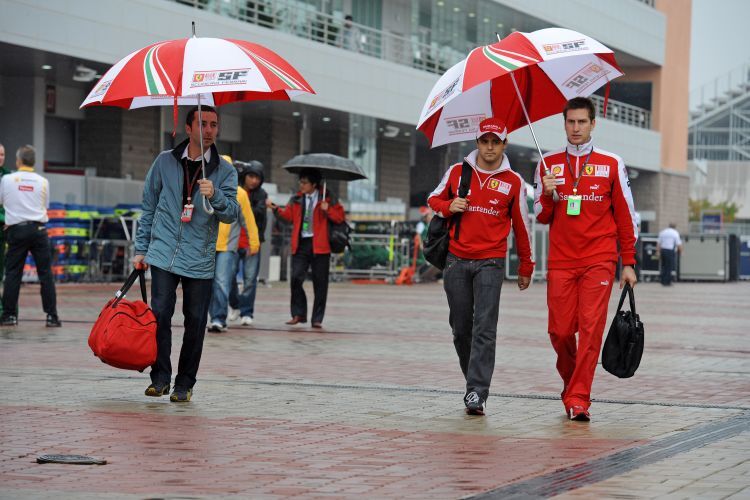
[563,97,596,121]
[299,167,322,187]
[186,106,218,127]
[16,145,35,167]
[345,15,353,21]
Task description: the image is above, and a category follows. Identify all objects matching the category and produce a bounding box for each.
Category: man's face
[299,178,317,195]
[0,145,5,167]
[565,108,595,145]
[244,173,261,191]
[186,111,219,150]
[476,134,506,166]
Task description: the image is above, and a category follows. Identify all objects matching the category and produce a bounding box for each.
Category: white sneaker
[208,322,227,333]
[228,308,240,322]
[240,316,253,326]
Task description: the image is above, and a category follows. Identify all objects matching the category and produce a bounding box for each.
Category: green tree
[688,198,742,222]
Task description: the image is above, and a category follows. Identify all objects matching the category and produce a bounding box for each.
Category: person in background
[0,145,61,327]
[0,142,9,316]
[208,156,260,332]
[657,223,682,286]
[229,160,267,325]
[268,168,345,328]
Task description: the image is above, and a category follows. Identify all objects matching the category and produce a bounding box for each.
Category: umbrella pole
[509,72,550,176]
[197,92,214,214]
[322,181,326,200]
[495,33,550,175]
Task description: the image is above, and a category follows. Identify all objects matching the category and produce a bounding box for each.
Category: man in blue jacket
[133,106,238,403]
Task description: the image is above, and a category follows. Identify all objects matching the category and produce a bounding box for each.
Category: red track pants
[547,261,615,411]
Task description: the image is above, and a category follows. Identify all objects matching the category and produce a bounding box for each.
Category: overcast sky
[690,0,749,92]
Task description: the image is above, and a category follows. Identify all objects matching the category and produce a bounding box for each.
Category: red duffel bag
[88,268,157,371]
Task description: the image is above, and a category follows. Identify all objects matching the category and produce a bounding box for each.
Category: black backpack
[423,161,472,270]
[328,219,351,254]
[602,283,645,378]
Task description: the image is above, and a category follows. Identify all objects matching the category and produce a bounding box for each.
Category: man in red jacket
[270,168,345,328]
[534,97,638,421]
[428,117,534,416]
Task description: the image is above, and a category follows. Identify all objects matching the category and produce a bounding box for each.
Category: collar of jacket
[566,138,594,156]
[293,187,335,205]
[170,138,220,177]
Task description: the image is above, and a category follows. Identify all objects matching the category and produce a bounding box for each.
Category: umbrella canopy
[282,153,367,181]
[81,36,314,109]
[417,28,622,148]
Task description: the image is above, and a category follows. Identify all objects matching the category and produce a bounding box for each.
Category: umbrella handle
[197,94,215,215]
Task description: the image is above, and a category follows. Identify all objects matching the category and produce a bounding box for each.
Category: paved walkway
[1,279,748,499]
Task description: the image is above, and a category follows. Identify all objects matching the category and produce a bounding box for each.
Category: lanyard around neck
[183,160,203,204]
[565,148,593,195]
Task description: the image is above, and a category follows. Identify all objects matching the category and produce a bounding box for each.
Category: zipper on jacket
[168,219,185,271]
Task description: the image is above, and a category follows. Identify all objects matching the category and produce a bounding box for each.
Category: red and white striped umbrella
[81,36,314,110]
[417,28,622,149]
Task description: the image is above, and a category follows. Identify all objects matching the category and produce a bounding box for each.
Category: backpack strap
[452,161,473,242]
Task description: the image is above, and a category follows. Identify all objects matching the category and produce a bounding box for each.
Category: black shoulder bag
[602,283,645,378]
[423,161,472,270]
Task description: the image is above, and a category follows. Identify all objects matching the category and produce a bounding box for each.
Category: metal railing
[172,0,652,130]
[689,61,750,117]
[591,94,651,128]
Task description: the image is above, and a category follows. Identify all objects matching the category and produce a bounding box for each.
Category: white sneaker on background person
[241,316,253,326]
[228,308,240,322]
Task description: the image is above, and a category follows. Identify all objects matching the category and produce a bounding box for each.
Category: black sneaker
[46,314,62,327]
[464,391,485,415]
[145,382,171,397]
[170,386,192,403]
[0,315,18,326]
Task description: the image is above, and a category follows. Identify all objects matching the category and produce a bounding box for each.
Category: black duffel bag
[602,283,644,378]
[423,161,472,270]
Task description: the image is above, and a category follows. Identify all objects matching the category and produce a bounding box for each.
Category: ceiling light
[292,111,301,117]
[436,1,444,6]
[453,6,460,12]
[497,23,504,28]
[468,12,476,18]
[483,18,489,23]
[72,64,98,82]
[41,64,52,70]
[322,116,331,122]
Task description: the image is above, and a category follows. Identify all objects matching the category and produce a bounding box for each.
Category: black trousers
[1,223,57,317]
[150,266,213,389]
[660,249,676,286]
[290,238,330,323]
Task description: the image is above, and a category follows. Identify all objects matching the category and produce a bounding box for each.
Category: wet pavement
[1,278,748,499]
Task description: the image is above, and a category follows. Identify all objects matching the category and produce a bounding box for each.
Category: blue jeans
[442,253,505,401]
[209,251,238,326]
[229,248,260,318]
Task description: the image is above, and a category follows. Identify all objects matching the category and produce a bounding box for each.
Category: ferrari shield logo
[584,164,594,176]
[488,179,511,194]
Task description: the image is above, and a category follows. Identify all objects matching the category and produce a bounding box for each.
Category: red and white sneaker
[568,406,591,421]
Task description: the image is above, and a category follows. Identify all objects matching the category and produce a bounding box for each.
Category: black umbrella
[282,153,368,181]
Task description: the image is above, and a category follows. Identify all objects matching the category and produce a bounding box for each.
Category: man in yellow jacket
[208,156,260,332]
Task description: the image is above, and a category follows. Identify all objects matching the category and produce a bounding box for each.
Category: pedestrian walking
[228,160,267,325]
[534,97,638,421]
[0,145,61,327]
[428,117,534,416]
[208,156,260,332]
[269,168,345,328]
[657,223,682,286]
[133,105,238,402]
[0,142,9,314]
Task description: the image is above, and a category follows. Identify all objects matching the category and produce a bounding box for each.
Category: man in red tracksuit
[534,97,638,421]
[270,168,345,328]
[429,117,534,416]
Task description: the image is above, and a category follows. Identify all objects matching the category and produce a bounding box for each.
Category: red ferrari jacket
[533,140,638,269]
[275,188,346,255]
[428,151,534,277]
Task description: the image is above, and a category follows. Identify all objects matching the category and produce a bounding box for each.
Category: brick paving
[0,279,748,498]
